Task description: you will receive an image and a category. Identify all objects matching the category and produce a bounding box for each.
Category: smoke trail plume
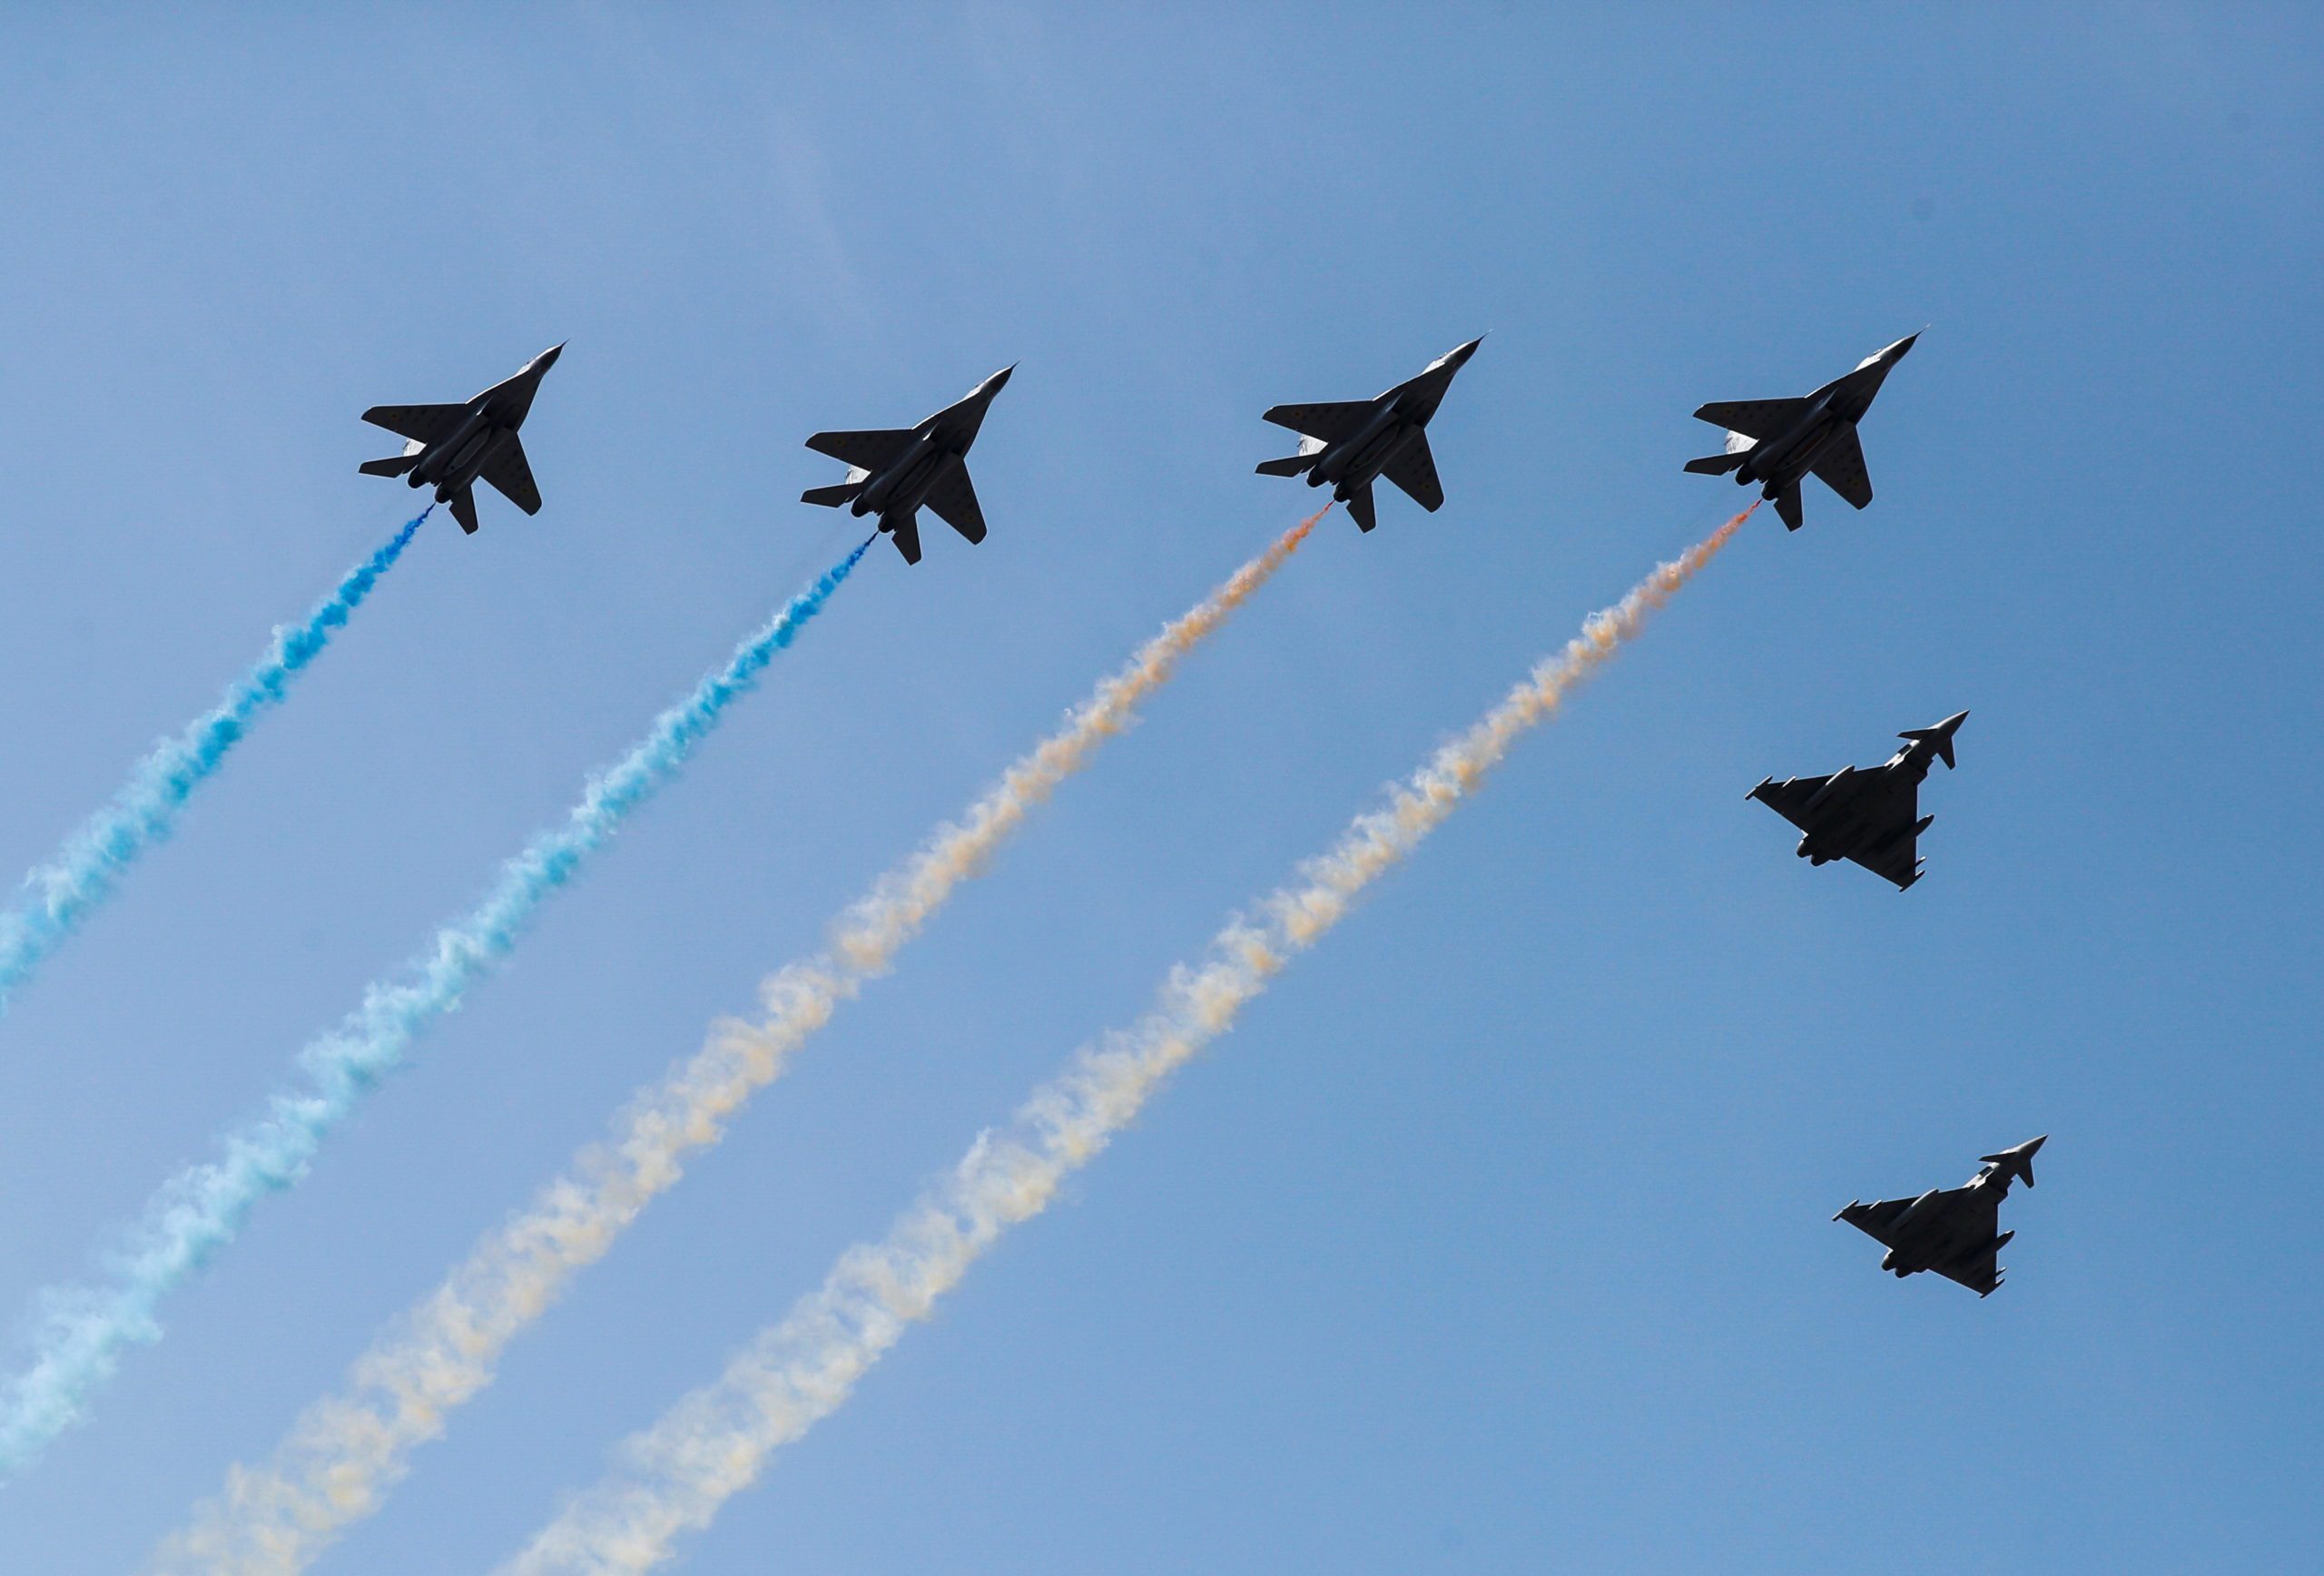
[151,510,1324,1575]
[493,508,1749,1576]
[0,539,874,1478]
[0,510,429,1018]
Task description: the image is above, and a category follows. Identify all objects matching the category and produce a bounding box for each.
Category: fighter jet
[1749,711,1967,890]
[359,344,563,535]
[1684,333,1917,530]
[800,367,1013,566]
[1255,338,1484,534]
[1837,1137,2046,1296]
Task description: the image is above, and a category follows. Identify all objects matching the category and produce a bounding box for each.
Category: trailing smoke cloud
[0,538,872,1478]
[152,508,1324,1576]
[493,508,1750,1576]
[0,509,429,1019]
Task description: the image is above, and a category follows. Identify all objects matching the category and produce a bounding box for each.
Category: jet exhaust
[0,507,431,1022]
[486,507,1751,1576]
[149,509,1328,1573]
[0,538,874,1478]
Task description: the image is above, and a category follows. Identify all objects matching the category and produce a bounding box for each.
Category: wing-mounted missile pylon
[1685,332,1917,530]
[1836,1136,2045,1295]
[801,366,1014,566]
[1256,338,1483,534]
[360,344,563,535]
[1749,710,1966,890]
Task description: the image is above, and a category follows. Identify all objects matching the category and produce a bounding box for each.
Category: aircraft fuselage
[1735,396,1849,499]
[1307,403,1419,500]
[1876,1172,2012,1278]
[407,407,516,502]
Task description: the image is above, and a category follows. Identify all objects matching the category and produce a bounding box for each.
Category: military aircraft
[1837,1137,2046,1296]
[1255,338,1483,534]
[800,367,1014,566]
[1749,711,1967,890]
[1683,333,1917,530]
[359,344,563,535]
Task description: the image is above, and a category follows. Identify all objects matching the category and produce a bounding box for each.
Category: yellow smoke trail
[150,509,1325,1576]
[491,508,1753,1576]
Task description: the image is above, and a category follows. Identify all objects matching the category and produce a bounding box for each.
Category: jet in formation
[1837,1137,2046,1296]
[1684,333,1917,530]
[359,344,563,535]
[1749,710,1967,890]
[801,367,1014,566]
[1256,338,1484,534]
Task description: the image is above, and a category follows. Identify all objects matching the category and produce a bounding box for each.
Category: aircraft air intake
[149,509,1327,1574]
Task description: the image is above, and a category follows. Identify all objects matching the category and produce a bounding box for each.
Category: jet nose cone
[1936,708,1970,734]
[981,363,1017,395]
[2021,1134,2048,1155]
[1885,331,1919,361]
[534,342,566,371]
[1451,335,1485,364]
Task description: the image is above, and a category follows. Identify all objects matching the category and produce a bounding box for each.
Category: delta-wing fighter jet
[1684,333,1917,530]
[801,367,1013,566]
[1256,339,1483,534]
[1837,1137,2046,1296]
[359,344,562,535]
[1750,711,1967,890]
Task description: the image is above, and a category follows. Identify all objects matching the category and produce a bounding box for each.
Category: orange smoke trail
[487,511,1749,1576]
[151,509,1327,1576]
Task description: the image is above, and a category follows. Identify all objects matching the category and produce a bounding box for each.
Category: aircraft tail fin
[1344,481,1378,534]
[1899,711,1969,769]
[801,481,866,508]
[1683,450,1748,477]
[1771,484,1804,531]
[1979,1136,2046,1188]
[359,454,420,478]
[1255,453,1319,478]
[884,510,923,566]
[447,486,480,536]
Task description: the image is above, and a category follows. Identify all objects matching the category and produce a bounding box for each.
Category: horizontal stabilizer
[1684,450,1748,476]
[800,481,865,508]
[1255,453,1319,478]
[359,454,419,478]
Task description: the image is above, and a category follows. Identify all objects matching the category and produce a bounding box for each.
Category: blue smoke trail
[0,536,873,1475]
[0,508,432,1018]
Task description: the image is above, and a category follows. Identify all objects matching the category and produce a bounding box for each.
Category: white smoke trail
[152,510,1325,1575]
[490,508,1751,1575]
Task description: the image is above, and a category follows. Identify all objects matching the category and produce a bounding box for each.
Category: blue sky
[0,5,2317,1571]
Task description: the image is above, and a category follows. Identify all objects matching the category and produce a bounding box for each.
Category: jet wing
[1812,427,1874,509]
[480,433,543,516]
[1837,1197,1917,1249]
[805,428,916,471]
[1935,1242,2004,1295]
[1693,398,1811,441]
[1933,1195,2005,1293]
[1261,400,1374,443]
[1841,775,1924,889]
[1381,431,1443,512]
[1748,772,1838,832]
[361,403,469,444]
[924,458,988,545]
